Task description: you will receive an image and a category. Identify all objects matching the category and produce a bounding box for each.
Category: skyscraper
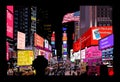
[79,6,112,36]
[14,6,37,50]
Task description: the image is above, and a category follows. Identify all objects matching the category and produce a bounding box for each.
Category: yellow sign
[17,50,34,66]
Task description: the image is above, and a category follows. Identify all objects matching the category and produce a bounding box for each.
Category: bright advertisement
[74,50,80,60]
[76,26,113,50]
[6,5,14,39]
[44,39,49,49]
[81,49,85,59]
[63,32,67,37]
[86,46,102,58]
[102,48,113,60]
[34,33,44,48]
[62,36,67,41]
[51,37,55,41]
[17,50,34,66]
[63,41,67,44]
[78,28,91,50]
[70,49,75,62]
[73,40,80,52]
[63,44,67,48]
[17,31,25,49]
[91,26,113,45]
[99,34,114,50]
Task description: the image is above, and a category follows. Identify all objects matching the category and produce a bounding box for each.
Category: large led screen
[6,5,14,39]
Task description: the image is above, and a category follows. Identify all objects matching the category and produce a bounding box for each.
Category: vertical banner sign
[6,5,14,39]
[6,42,9,61]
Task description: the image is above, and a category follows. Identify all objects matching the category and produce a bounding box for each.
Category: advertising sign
[62,36,67,41]
[74,50,80,59]
[92,29,101,40]
[102,48,113,60]
[51,41,55,45]
[73,40,80,52]
[6,5,14,39]
[51,37,55,41]
[17,50,34,66]
[63,32,67,37]
[70,49,75,62]
[86,46,102,58]
[34,33,44,48]
[62,27,67,31]
[91,26,113,45]
[63,44,67,48]
[81,49,85,59]
[99,34,114,50]
[44,39,49,49]
[63,41,67,44]
[17,31,25,49]
[75,26,113,51]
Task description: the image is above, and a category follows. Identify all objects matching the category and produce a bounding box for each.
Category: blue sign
[99,34,114,50]
[62,27,67,31]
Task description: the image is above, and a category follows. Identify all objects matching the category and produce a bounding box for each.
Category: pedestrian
[32,55,48,76]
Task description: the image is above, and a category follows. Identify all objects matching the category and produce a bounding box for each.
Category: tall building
[79,6,112,36]
[43,24,52,42]
[14,6,37,50]
[36,8,52,42]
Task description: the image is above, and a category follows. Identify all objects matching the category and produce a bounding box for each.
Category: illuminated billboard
[62,27,67,31]
[34,33,44,47]
[17,31,25,49]
[17,50,34,66]
[51,37,55,41]
[70,49,75,62]
[44,39,49,49]
[62,36,67,41]
[51,41,55,45]
[6,5,14,39]
[73,26,113,51]
[99,34,114,50]
[63,41,67,44]
[86,46,102,58]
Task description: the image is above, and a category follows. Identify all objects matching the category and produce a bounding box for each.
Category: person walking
[32,55,48,76]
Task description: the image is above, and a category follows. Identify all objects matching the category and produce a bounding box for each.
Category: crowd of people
[6,55,110,77]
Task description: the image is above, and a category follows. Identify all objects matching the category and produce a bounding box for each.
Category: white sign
[17,31,25,49]
[81,49,85,59]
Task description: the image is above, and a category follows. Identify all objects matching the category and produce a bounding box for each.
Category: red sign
[51,37,55,41]
[34,33,44,47]
[108,67,114,76]
[77,26,113,50]
[73,40,80,52]
[91,26,113,45]
[6,5,14,39]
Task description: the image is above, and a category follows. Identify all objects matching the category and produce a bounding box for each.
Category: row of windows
[97,23,112,26]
